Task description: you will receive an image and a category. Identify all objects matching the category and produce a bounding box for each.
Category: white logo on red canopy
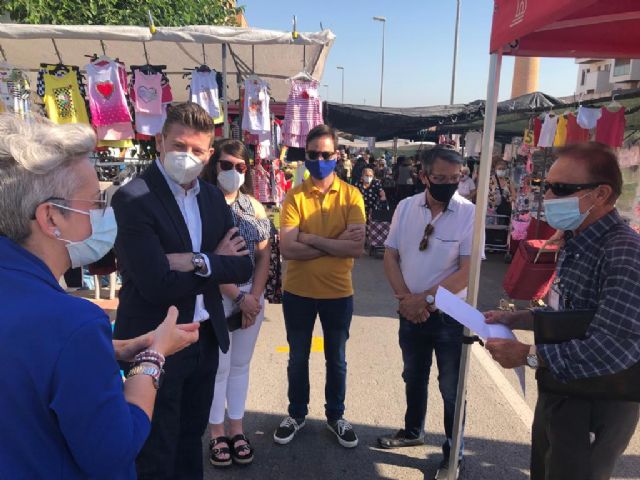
[511,0,527,27]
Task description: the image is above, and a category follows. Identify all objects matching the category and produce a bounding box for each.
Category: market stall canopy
[0,24,335,102]
[491,0,640,57]
[324,92,562,141]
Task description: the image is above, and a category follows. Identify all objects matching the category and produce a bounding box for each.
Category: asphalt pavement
[199,254,640,480]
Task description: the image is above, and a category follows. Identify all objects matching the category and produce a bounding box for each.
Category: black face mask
[427,182,458,204]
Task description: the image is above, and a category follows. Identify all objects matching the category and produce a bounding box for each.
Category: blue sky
[242,0,579,107]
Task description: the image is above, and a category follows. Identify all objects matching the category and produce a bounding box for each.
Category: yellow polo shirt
[281,176,366,299]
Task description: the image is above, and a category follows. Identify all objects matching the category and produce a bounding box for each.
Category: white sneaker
[273,416,305,445]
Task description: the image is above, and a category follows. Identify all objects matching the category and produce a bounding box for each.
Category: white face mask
[217,169,245,193]
[163,150,204,185]
[51,204,117,268]
[496,170,507,178]
[363,175,374,184]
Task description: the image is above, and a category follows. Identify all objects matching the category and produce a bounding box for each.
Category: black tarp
[324,92,564,141]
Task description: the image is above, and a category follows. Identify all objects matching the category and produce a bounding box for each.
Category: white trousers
[209,284,264,424]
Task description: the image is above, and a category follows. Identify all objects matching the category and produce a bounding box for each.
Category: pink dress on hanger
[133,70,163,115]
[85,60,132,126]
[282,79,323,148]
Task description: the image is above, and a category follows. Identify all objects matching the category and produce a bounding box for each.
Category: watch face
[527,354,539,369]
[426,295,435,305]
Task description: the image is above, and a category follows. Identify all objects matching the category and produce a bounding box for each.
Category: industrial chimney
[511,57,540,98]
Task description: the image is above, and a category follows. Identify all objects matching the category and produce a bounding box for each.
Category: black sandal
[230,434,254,465]
[209,436,232,468]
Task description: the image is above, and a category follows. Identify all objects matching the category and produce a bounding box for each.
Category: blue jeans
[399,311,465,461]
[283,291,353,422]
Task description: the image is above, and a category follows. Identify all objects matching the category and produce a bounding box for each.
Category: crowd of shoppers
[1,105,638,480]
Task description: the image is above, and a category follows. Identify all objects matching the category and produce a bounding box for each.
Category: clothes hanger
[289,70,314,82]
[606,93,622,111]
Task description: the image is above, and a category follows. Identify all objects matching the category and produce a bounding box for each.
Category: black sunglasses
[419,223,435,251]
[543,182,604,197]
[219,160,247,174]
[306,150,335,161]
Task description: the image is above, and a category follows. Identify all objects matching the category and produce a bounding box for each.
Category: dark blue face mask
[305,159,337,180]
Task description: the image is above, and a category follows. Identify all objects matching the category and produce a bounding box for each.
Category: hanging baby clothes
[253,162,272,203]
[282,78,323,148]
[133,70,163,115]
[257,133,271,160]
[577,106,602,130]
[531,116,542,146]
[595,107,626,148]
[242,77,271,134]
[43,68,90,125]
[537,113,558,148]
[553,115,568,147]
[0,66,31,117]
[129,70,173,136]
[190,70,221,118]
[85,60,132,126]
[565,112,590,143]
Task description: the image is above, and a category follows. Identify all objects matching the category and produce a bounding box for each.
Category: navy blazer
[112,162,252,353]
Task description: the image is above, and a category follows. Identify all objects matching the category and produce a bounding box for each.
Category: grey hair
[419,146,463,175]
[0,114,96,244]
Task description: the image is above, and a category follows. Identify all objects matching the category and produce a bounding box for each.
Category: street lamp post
[373,16,386,107]
[450,0,461,105]
[322,84,329,102]
[337,66,345,103]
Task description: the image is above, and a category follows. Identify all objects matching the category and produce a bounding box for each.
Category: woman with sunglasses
[201,139,271,468]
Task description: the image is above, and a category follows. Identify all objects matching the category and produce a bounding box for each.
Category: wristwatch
[526,345,539,369]
[191,253,208,275]
[425,294,436,306]
[127,364,164,389]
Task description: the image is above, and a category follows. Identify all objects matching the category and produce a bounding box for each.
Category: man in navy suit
[112,102,252,480]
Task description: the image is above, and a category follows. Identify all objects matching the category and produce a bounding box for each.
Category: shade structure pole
[447,50,502,480]
[222,43,229,138]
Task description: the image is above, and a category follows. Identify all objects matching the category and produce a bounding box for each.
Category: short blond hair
[0,114,96,243]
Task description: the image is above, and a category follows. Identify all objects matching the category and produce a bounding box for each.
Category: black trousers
[531,392,639,480]
[136,320,219,480]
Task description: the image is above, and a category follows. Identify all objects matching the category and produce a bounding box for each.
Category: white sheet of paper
[435,286,526,395]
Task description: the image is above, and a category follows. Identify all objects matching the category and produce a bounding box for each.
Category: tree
[3,0,244,26]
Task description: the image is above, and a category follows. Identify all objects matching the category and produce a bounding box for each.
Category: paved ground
[184,254,640,480]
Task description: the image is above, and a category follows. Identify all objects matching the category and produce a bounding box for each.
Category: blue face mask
[52,204,118,268]
[543,194,594,231]
[305,159,337,180]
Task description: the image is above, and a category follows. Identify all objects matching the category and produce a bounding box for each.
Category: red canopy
[491,0,640,58]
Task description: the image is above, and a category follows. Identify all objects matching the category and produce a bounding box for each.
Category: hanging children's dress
[133,70,163,115]
[282,79,323,148]
[0,65,31,118]
[190,70,221,118]
[43,68,90,125]
[242,77,271,134]
[595,107,626,148]
[85,60,132,126]
[537,113,558,148]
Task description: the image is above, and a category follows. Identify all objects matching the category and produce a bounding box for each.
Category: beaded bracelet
[233,291,246,306]
[133,356,163,370]
[134,349,166,368]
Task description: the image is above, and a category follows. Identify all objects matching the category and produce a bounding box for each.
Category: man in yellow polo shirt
[273,124,366,449]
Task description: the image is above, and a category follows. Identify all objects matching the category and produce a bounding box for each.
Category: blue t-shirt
[0,236,150,479]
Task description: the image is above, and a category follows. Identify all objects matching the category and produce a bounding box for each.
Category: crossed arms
[280,223,366,260]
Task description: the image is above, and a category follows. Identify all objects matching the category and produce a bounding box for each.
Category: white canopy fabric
[0,24,336,103]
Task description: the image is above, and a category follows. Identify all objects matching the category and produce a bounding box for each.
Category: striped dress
[282,79,323,148]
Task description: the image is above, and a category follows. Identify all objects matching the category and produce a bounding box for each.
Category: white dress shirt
[385,192,479,299]
[156,159,211,323]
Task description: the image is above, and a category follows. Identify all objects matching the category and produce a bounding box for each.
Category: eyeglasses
[219,160,248,174]
[306,151,336,161]
[429,174,462,184]
[32,191,109,219]
[543,182,604,197]
[419,223,435,251]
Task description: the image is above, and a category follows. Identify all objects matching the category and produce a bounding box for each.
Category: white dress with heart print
[84,60,132,126]
[133,70,163,115]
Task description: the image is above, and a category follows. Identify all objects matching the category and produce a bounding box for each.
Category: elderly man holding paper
[485,143,640,480]
[379,146,478,480]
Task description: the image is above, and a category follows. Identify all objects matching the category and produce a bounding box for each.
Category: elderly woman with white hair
[0,114,199,479]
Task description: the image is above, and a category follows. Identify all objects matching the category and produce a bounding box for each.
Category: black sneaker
[433,458,464,480]
[378,429,425,449]
[327,418,359,448]
[273,416,305,445]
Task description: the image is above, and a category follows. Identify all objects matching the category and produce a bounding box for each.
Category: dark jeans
[283,291,353,422]
[136,321,219,480]
[399,312,465,461]
[531,392,639,480]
